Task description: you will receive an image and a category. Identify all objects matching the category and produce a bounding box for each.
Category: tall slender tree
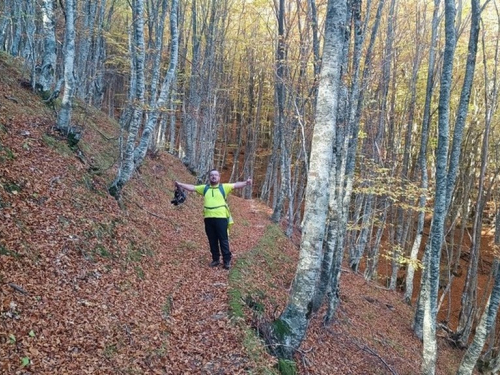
[109,0,180,198]
[269,0,288,224]
[406,0,441,307]
[57,0,77,135]
[347,0,386,272]
[419,0,456,372]
[36,0,57,95]
[181,0,202,172]
[457,211,500,375]
[455,0,491,347]
[109,0,146,199]
[134,0,179,164]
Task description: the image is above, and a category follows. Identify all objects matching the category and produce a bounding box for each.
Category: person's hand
[246,178,252,186]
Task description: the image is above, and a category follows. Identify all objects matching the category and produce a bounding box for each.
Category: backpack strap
[203,184,226,200]
[219,184,226,200]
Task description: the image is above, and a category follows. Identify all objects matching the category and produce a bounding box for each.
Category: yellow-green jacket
[195,184,233,218]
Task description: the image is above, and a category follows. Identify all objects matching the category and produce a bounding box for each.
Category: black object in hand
[171,186,186,205]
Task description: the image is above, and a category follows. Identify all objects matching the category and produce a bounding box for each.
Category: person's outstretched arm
[233,178,252,189]
[175,181,196,192]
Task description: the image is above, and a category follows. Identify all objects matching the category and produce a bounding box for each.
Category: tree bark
[270,0,288,224]
[109,0,146,199]
[271,0,347,360]
[75,0,97,100]
[36,0,57,94]
[420,0,456,373]
[457,254,500,375]
[134,0,179,165]
[406,0,440,307]
[56,0,77,135]
[346,0,385,272]
[182,0,202,171]
[455,0,490,347]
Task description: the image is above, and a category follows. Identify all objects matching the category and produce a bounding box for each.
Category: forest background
[1,0,500,374]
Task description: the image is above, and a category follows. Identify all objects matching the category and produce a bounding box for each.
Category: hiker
[175,170,252,270]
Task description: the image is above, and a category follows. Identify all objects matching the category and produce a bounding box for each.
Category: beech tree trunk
[315,0,373,317]
[270,0,288,224]
[109,0,180,199]
[134,0,179,165]
[474,211,500,374]
[455,0,489,347]
[109,0,146,199]
[56,0,77,134]
[406,0,440,306]
[181,0,202,170]
[457,208,500,375]
[271,0,347,360]
[420,0,456,373]
[36,0,57,94]
[457,260,500,375]
[347,0,386,272]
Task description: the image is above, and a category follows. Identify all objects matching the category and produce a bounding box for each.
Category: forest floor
[0,52,472,374]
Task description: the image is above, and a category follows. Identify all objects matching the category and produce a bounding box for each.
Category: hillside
[0,52,466,374]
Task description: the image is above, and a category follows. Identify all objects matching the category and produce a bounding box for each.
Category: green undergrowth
[228,224,295,375]
[78,123,119,176]
[42,133,74,156]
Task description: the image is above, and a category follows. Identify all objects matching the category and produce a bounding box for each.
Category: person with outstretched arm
[175,169,252,270]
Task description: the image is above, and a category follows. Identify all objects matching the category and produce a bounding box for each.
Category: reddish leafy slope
[0,54,466,374]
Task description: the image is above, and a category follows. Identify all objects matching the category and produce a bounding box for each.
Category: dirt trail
[158,198,271,373]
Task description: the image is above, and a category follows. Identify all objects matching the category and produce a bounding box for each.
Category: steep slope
[0,53,465,374]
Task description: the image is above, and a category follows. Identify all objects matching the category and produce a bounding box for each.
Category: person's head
[209,169,220,185]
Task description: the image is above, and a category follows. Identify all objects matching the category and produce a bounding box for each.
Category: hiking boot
[223,262,231,270]
[209,260,220,268]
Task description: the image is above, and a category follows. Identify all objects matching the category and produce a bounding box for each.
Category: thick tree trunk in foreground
[315,0,372,317]
[270,0,347,360]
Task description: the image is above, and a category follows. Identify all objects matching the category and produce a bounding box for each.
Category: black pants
[204,218,231,263]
